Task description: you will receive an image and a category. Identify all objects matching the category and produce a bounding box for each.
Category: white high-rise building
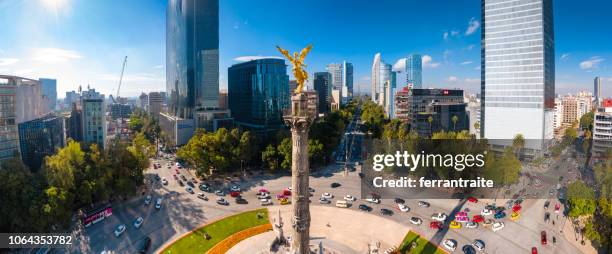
[481,0,555,154]
[370,53,393,107]
[327,61,353,105]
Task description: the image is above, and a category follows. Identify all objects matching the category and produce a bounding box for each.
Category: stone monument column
[284,93,315,254]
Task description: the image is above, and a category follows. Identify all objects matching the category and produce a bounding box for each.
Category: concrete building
[218,90,228,110]
[228,58,289,135]
[148,92,164,118]
[553,97,563,130]
[561,95,592,126]
[81,89,106,148]
[326,61,353,104]
[65,90,79,109]
[18,114,65,171]
[467,98,481,137]
[481,0,555,155]
[414,102,469,137]
[40,78,57,112]
[331,89,340,111]
[394,87,411,123]
[138,93,149,110]
[0,76,20,160]
[593,99,612,155]
[16,79,48,124]
[159,112,195,147]
[313,72,332,113]
[109,103,132,120]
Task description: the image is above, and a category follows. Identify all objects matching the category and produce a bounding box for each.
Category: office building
[561,95,592,126]
[313,72,332,113]
[414,102,469,137]
[219,90,228,110]
[40,78,57,112]
[553,97,563,130]
[16,79,48,124]
[343,61,354,100]
[81,89,106,148]
[228,58,289,134]
[371,53,394,106]
[594,77,602,106]
[138,93,149,110]
[18,114,65,171]
[166,0,219,119]
[109,103,132,120]
[481,0,555,154]
[331,89,340,111]
[405,54,422,89]
[593,99,612,155]
[148,92,164,118]
[66,103,83,142]
[327,63,343,98]
[65,91,79,109]
[0,76,20,160]
[394,87,465,127]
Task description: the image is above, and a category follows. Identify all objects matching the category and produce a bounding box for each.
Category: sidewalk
[560,217,597,254]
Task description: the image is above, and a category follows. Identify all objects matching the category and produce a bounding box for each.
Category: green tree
[261,144,280,172]
[580,111,595,131]
[567,180,596,218]
[512,133,525,158]
[451,115,459,131]
[43,141,85,190]
[308,139,325,167]
[278,138,292,170]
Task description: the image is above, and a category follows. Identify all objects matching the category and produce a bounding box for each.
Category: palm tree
[451,115,459,131]
[512,134,525,159]
[474,121,480,131]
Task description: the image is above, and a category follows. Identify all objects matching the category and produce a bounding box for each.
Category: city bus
[82,203,113,227]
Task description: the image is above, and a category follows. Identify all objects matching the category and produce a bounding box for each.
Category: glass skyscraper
[18,114,65,171]
[228,58,290,132]
[39,78,57,112]
[166,0,219,119]
[406,54,422,89]
[313,72,332,113]
[481,0,555,152]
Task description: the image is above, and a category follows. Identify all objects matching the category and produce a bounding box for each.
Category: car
[276,194,289,200]
[322,193,334,199]
[494,211,506,219]
[178,180,184,186]
[554,203,560,213]
[394,198,405,204]
[161,178,168,185]
[280,198,290,205]
[261,199,273,206]
[429,221,443,230]
[216,197,229,205]
[282,189,292,196]
[185,186,194,194]
[544,201,550,210]
[365,197,380,204]
[139,237,151,254]
[532,247,538,254]
[380,208,393,216]
[472,215,484,223]
[409,217,422,225]
[512,204,522,212]
[258,192,270,199]
[482,219,493,227]
[114,224,126,237]
[431,213,447,222]
[450,221,462,229]
[418,201,430,207]
[197,193,208,201]
[358,204,372,212]
[186,181,194,187]
[258,188,269,194]
[472,240,485,251]
[235,197,248,204]
[466,221,478,228]
[318,197,331,204]
[467,197,478,203]
[492,221,505,232]
[495,206,505,213]
[144,195,152,205]
[481,208,492,216]
[462,245,476,254]
[155,198,162,209]
[215,190,225,196]
[442,239,457,252]
[398,204,410,212]
[230,191,241,198]
[544,212,551,223]
[133,217,144,229]
[173,174,178,180]
[331,182,341,188]
[358,172,365,178]
[230,185,241,192]
[541,231,547,245]
[511,211,520,221]
[455,212,469,222]
[199,183,210,192]
[344,195,357,202]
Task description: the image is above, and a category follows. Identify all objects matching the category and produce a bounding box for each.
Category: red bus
[82,204,113,227]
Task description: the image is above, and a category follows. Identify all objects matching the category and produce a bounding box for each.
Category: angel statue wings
[276,44,313,94]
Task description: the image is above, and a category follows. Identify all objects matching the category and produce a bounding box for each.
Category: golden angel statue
[276,44,313,94]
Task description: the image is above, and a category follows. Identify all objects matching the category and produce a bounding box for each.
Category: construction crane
[113,56,128,103]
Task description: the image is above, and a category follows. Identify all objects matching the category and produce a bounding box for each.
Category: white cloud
[153,65,163,69]
[465,78,480,83]
[393,58,406,72]
[443,30,460,40]
[422,55,440,68]
[98,73,164,83]
[461,61,473,65]
[560,53,570,60]
[465,44,475,51]
[234,56,283,62]
[447,76,458,82]
[31,48,82,63]
[580,56,604,70]
[465,17,480,35]
[443,32,449,40]
[0,58,19,66]
[451,30,460,36]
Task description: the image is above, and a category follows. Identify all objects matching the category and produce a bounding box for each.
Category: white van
[335,200,349,208]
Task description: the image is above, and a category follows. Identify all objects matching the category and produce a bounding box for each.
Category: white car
[344,195,356,202]
[365,197,380,204]
[481,208,493,216]
[319,197,331,204]
[215,190,225,196]
[155,198,162,209]
[409,217,422,225]
[197,193,208,200]
[230,185,241,192]
[431,213,447,222]
[418,201,430,207]
[398,204,410,212]
[466,221,478,228]
[442,239,456,252]
[161,178,168,185]
[322,193,333,199]
[472,240,485,251]
[258,192,270,199]
[133,217,144,229]
[492,221,505,232]
[144,195,152,205]
[260,199,273,206]
[114,224,126,237]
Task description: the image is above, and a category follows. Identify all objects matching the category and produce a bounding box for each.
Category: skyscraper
[371,53,392,106]
[39,78,57,112]
[228,58,289,134]
[371,53,381,102]
[481,0,555,154]
[18,114,65,171]
[81,88,106,148]
[166,0,219,119]
[327,63,343,97]
[343,61,353,100]
[594,76,602,105]
[405,54,422,89]
[313,72,332,113]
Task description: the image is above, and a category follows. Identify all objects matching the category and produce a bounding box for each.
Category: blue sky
[0,0,610,97]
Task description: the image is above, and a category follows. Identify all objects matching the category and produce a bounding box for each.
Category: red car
[532,247,538,254]
[283,189,292,196]
[429,221,443,230]
[512,204,522,212]
[472,215,484,223]
[229,191,241,197]
[175,169,180,174]
[541,231,547,245]
[173,174,178,180]
[467,197,478,203]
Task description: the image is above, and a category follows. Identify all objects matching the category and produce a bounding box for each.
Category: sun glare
[42,0,67,10]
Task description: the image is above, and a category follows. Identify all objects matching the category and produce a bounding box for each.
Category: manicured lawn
[162,208,269,254]
[398,231,446,254]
